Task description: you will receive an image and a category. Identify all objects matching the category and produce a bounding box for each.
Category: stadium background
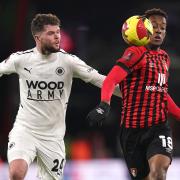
[0,0,180,179]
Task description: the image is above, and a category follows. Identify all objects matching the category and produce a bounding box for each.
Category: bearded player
[0,13,121,180]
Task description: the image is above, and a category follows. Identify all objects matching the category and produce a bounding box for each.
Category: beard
[41,43,59,55]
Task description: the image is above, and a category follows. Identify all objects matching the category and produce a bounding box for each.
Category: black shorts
[119,121,173,180]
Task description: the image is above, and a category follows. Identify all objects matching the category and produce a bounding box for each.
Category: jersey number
[159,135,173,149]
[51,158,65,175]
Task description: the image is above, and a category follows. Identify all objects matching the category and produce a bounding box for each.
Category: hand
[86,102,110,126]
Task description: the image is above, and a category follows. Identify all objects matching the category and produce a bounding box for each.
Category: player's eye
[47,31,55,35]
[152,24,158,29]
[161,26,166,31]
[56,30,60,34]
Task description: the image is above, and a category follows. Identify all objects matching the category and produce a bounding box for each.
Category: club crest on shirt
[162,60,168,71]
[122,51,134,61]
[130,168,137,177]
[56,67,65,76]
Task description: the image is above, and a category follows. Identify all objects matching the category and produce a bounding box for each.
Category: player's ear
[34,35,40,41]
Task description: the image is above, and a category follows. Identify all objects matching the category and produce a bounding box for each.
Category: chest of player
[139,53,169,85]
[19,59,72,82]
[18,58,74,101]
[18,58,74,97]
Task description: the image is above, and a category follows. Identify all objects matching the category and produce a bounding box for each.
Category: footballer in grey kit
[0,13,121,180]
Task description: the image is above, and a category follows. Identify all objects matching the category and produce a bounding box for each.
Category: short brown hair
[144,8,168,20]
[31,13,61,36]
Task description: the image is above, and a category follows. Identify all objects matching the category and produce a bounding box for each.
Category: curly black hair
[144,8,168,20]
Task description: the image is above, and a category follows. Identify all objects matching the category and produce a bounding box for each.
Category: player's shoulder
[10,49,34,60]
[58,49,81,62]
[159,49,171,64]
[8,49,34,62]
[13,48,34,56]
[159,49,169,57]
[126,45,147,53]
[58,49,76,58]
[121,45,147,61]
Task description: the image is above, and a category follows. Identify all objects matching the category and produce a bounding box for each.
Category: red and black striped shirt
[117,46,170,128]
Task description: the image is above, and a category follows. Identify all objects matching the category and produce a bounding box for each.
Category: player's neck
[36,46,51,56]
[145,44,160,51]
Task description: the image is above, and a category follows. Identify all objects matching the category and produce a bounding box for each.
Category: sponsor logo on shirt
[24,67,32,74]
[26,80,64,101]
[158,73,166,86]
[145,85,168,93]
[145,73,167,92]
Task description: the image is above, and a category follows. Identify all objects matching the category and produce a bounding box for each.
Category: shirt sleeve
[167,94,180,120]
[0,53,18,77]
[70,55,99,83]
[116,46,146,73]
[101,65,127,102]
[70,55,122,97]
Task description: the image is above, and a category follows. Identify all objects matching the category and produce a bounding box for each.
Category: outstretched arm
[70,56,122,97]
[101,65,128,104]
[88,73,122,98]
[167,94,180,120]
[86,46,144,126]
[0,54,17,77]
[86,65,128,126]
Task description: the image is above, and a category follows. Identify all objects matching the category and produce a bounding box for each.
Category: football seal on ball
[122,15,153,46]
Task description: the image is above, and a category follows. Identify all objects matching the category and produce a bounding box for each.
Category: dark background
[0,0,180,161]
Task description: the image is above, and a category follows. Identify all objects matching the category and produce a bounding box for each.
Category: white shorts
[7,126,66,180]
